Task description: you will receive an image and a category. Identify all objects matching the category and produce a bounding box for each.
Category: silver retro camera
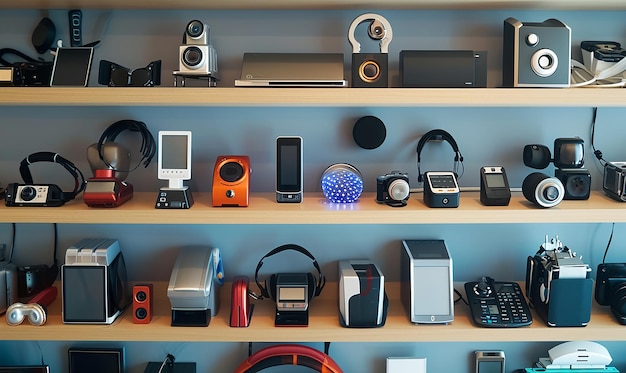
[603,161,626,201]
[376,171,410,205]
[179,20,218,76]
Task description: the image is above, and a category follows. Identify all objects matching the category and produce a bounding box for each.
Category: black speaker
[523,144,552,169]
[522,172,564,208]
[352,53,388,88]
[353,115,386,149]
[555,168,591,200]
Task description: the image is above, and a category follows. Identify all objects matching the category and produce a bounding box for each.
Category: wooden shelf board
[1,0,626,10]
[4,282,625,343]
[1,191,625,225]
[1,87,626,107]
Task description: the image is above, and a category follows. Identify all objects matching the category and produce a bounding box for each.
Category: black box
[400,50,487,88]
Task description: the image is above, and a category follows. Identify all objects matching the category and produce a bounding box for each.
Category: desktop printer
[338,260,387,327]
[167,246,224,326]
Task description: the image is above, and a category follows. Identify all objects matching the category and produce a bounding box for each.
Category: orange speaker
[132,284,153,324]
[212,155,250,207]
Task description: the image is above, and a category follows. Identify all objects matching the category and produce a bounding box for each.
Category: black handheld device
[480,166,511,206]
[276,136,303,203]
[465,277,532,328]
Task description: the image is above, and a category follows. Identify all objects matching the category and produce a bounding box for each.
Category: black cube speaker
[68,347,124,373]
[503,17,571,87]
[555,168,591,200]
[352,53,388,87]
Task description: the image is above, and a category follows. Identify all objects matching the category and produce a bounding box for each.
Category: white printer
[338,260,386,327]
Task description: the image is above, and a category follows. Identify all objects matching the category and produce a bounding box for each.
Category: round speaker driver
[353,115,386,149]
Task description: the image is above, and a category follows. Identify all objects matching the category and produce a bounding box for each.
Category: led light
[320,163,363,203]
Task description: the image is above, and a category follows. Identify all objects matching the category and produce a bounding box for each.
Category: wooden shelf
[1,0,625,10]
[1,191,624,225]
[1,87,626,108]
[5,282,624,343]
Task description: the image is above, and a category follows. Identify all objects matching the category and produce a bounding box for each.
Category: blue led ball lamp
[320,163,364,203]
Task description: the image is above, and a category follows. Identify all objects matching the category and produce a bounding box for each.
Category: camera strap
[19,152,86,202]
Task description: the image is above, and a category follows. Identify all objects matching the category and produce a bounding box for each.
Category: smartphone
[475,351,505,373]
[276,136,303,203]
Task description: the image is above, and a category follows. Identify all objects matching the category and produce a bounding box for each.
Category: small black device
[353,115,386,149]
[553,137,584,169]
[523,144,552,169]
[68,347,124,373]
[68,10,82,47]
[5,152,86,207]
[254,244,325,326]
[276,136,303,203]
[376,171,410,207]
[465,277,532,328]
[423,171,460,208]
[475,351,505,373]
[400,50,487,88]
[480,166,511,206]
[603,161,626,202]
[555,168,591,200]
[98,59,162,87]
[595,263,626,324]
[50,47,94,86]
[0,48,53,86]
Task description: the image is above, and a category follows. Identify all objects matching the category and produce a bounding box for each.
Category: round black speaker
[523,144,551,169]
[353,115,386,149]
[522,172,564,208]
[220,161,245,182]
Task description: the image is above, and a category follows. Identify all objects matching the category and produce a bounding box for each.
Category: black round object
[523,144,551,169]
[220,162,244,182]
[182,46,203,67]
[32,17,56,54]
[353,115,386,149]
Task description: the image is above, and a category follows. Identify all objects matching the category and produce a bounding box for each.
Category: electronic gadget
[400,50,487,88]
[68,347,124,373]
[423,171,460,208]
[526,235,593,327]
[581,41,626,75]
[595,263,626,324]
[230,276,253,327]
[338,259,387,328]
[376,171,410,207]
[353,116,386,149]
[522,172,564,208]
[555,168,591,200]
[68,10,82,47]
[85,119,156,208]
[400,239,454,324]
[465,277,532,327]
[320,163,363,203]
[416,129,464,183]
[603,161,626,202]
[386,358,426,373]
[0,261,18,314]
[98,59,161,87]
[5,151,86,207]
[62,238,130,324]
[276,136,303,203]
[348,13,392,87]
[132,283,153,324]
[503,18,571,87]
[233,344,343,373]
[50,47,94,86]
[156,131,194,209]
[480,166,511,206]
[32,17,56,54]
[475,351,505,373]
[523,144,552,169]
[6,286,57,326]
[235,53,347,87]
[168,247,223,326]
[254,244,325,326]
[541,341,612,370]
[553,137,584,169]
[212,155,250,207]
[177,20,218,77]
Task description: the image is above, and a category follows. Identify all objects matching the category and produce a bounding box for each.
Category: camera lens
[182,46,204,67]
[20,186,37,201]
[135,291,147,302]
[220,162,244,183]
[186,20,204,38]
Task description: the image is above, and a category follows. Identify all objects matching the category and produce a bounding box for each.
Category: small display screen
[556,142,584,167]
[487,304,499,314]
[85,181,117,194]
[413,266,450,315]
[278,287,306,301]
[277,138,301,192]
[478,361,503,373]
[428,174,456,188]
[62,266,106,322]
[51,47,93,86]
[162,135,188,169]
[485,173,506,188]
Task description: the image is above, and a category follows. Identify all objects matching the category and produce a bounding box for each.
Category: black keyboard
[465,277,532,328]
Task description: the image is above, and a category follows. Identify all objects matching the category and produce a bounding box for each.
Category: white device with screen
[158,131,192,189]
[475,351,505,373]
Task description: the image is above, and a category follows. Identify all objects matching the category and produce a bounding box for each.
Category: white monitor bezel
[157,131,192,189]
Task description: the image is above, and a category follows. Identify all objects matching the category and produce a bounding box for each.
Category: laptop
[235,53,347,87]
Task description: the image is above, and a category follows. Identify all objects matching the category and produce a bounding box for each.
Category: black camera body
[595,263,626,324]
[603,161,626,202]
[376,171,410,204]
[5,183,66,207]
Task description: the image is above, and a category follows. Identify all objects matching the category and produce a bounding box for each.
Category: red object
[234,344,343,373]
[230,276,252,327]
[212,155,250,207]
[132,284,153,324]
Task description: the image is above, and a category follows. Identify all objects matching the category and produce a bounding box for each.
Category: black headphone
[19,152,86,202]
[254,244,325,302]
[416,129,464,183]
[95,119,156,172]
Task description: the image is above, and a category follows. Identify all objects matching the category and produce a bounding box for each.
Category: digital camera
[179,20,218,76]
[376,171,410,205]
[595,263,626,324]
[603,162,626,202]
[5,183,67,207]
